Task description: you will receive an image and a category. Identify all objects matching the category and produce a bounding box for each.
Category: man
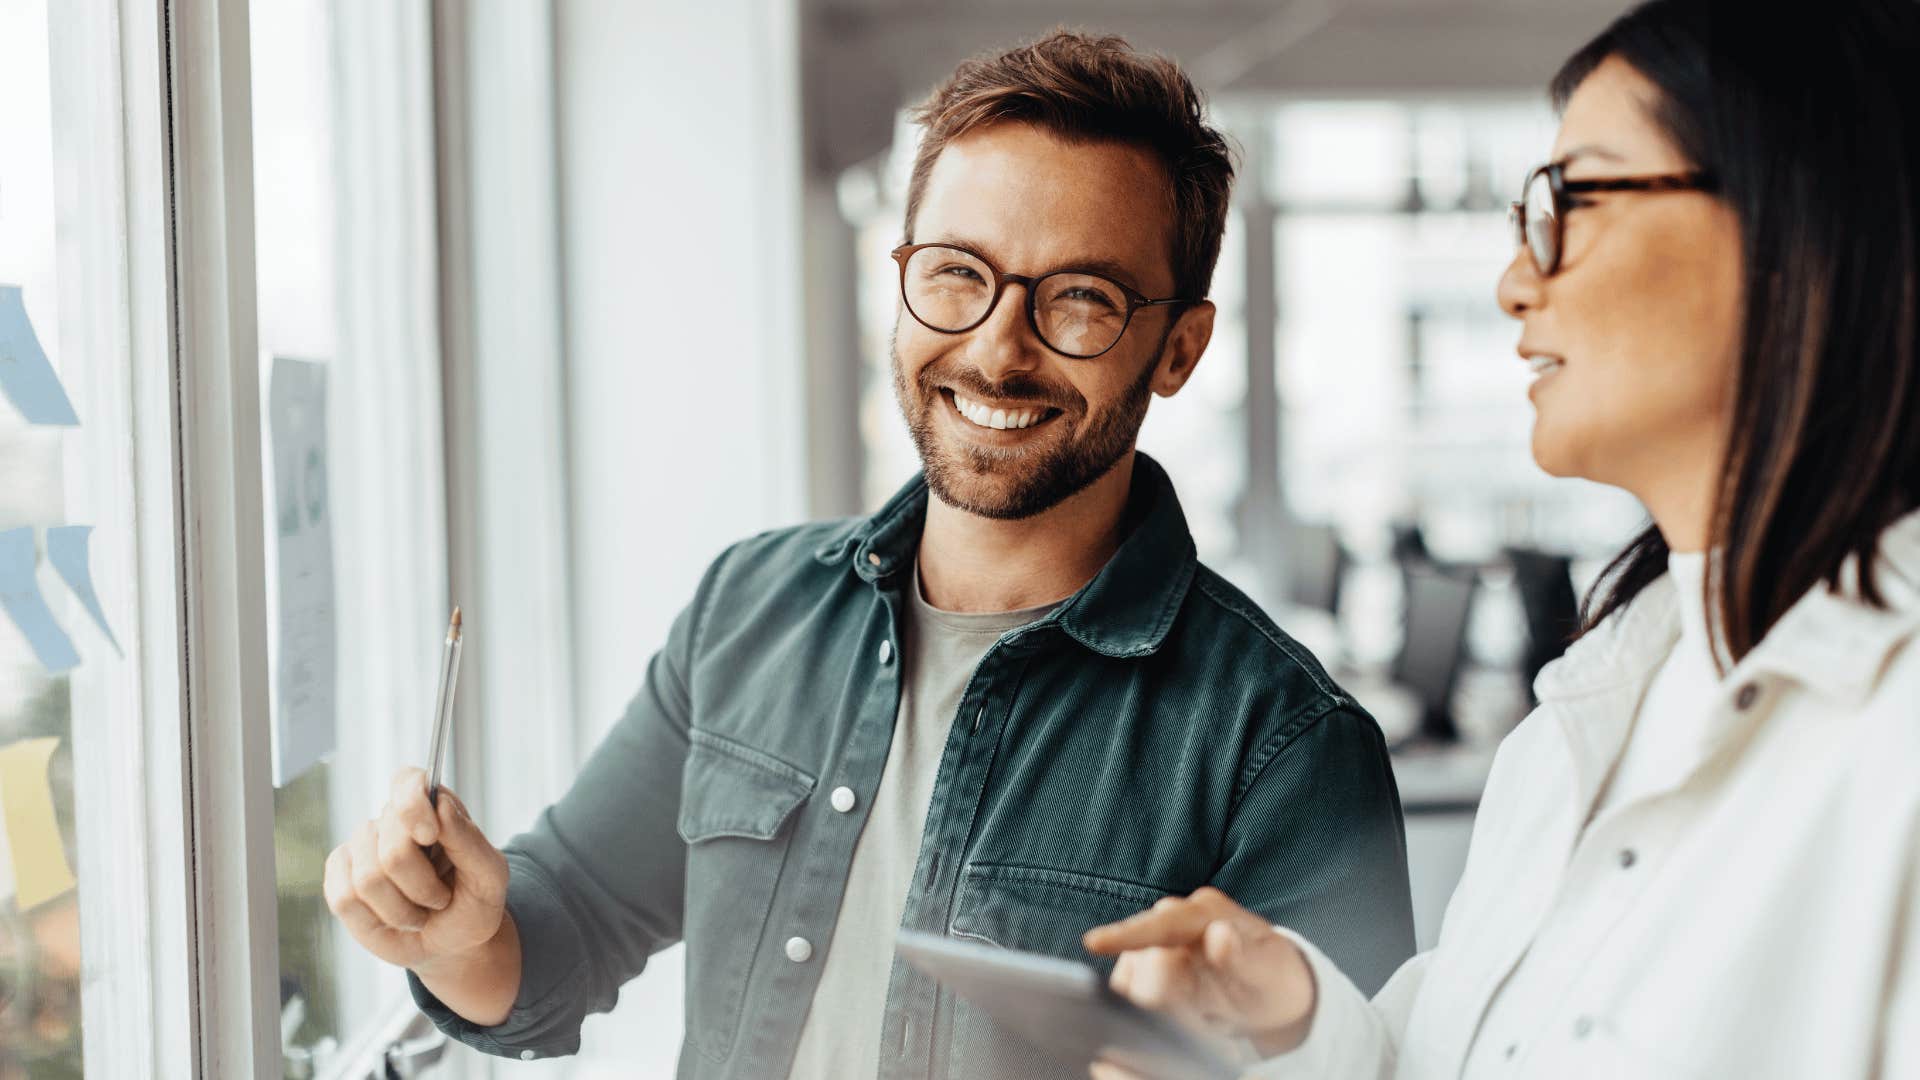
[323,30,1414,1080]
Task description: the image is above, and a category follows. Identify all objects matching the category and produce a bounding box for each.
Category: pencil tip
[450,606,462,631]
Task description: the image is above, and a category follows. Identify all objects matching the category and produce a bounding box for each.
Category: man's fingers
[377,811,453,911]
[431,790,506,899]
[324,845,387,940]
[348,820,432,931]
[388,767,438,846]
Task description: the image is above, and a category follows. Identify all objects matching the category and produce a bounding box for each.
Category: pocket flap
[677,729,816,844]
[950,864,1167,953]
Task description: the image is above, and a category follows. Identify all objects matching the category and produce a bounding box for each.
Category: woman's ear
[1152,300,1216,398]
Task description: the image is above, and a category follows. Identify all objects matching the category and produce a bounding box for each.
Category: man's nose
[959,280,1046,381]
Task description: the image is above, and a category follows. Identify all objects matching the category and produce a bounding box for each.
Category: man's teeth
[952,392,1047,430]
[1525,355,1565,376]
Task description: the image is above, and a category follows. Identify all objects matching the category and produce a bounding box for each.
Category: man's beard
[891,338,1157,521]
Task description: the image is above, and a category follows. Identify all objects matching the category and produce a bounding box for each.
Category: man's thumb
[433,791,494,867]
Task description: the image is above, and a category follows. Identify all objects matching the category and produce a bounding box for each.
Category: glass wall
[1,1,86,1075]
[848,96,1647,742]
[249,2,449,1075]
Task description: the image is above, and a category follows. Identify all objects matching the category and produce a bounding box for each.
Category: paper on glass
[268,357,338,786]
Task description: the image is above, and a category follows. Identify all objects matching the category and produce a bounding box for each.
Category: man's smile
[939,387,1063,436]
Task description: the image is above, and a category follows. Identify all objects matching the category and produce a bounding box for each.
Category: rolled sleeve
[407,855,592,1060]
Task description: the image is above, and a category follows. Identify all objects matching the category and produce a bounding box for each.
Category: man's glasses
[892,242,1195,359]
[1508,161,1717,276]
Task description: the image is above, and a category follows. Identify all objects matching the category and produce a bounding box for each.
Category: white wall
[557,0,808,738]
[550,2,805,1075]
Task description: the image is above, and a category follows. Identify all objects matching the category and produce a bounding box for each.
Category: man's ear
[1151,300,1215,398]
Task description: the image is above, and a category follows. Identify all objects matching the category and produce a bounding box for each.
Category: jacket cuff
[407,853,591,1061]
[1242,927,1389,1080]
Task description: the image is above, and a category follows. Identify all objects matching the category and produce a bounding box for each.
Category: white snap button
[831,786,856,813]
[520,1049,536,1060]
[878,640,894,665]
[786,936,814,963]
[867,552,882,566]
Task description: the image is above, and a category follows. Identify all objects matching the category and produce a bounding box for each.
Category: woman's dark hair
[1556,0,1920,662]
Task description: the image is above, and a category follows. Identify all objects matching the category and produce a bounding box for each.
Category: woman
[1084,1,1920,1077]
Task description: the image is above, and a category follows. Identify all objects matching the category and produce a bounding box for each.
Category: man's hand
[323,768,510,972]
[1082,886,1318,1076]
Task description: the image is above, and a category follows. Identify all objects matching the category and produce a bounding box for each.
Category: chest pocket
[676,728,814,1065]
[944,863,1169,1080]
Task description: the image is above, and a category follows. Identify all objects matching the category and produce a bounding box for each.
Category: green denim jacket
[410,454,1415,1079]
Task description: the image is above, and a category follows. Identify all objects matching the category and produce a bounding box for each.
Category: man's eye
[935,264,986,283]
[1059,287,1119,310]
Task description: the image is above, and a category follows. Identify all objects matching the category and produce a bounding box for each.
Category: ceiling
[800,0,1632,173]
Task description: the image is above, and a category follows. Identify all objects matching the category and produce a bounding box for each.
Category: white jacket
[1255,510,1920,1080]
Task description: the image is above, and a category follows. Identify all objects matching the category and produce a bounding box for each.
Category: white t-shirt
[786,566,1057,1080]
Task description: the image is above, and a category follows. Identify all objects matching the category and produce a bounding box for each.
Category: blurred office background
[0,0,1647,1076]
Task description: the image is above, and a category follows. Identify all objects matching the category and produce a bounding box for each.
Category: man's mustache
[916,363,1081,414]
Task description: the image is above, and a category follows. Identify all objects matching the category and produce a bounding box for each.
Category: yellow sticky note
[0,736,78,910]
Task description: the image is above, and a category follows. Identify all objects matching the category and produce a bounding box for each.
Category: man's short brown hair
[902,29,1237,301]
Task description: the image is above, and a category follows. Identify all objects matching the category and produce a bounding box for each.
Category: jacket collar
[812,452,1198,659]
[1538,507,1920,707]
[1741,508,1920,706]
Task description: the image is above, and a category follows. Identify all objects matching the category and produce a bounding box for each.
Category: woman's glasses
[891,242,1194,359]
[1509,161,1717,276]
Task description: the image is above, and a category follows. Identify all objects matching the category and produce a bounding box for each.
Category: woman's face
[1498,57,1745,512]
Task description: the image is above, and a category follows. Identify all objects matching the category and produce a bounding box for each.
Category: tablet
[895,929,1242,1080]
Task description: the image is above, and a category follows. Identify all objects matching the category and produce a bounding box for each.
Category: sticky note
[0,527,80,674]
[46,525,122,657]
[0,736,78,911]
[0,284,80,426]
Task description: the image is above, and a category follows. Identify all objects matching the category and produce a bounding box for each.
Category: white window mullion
[165,0,283,1075]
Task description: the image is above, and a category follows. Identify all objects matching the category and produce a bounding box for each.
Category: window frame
[45,0,199,1074]
[41,0,480,1076]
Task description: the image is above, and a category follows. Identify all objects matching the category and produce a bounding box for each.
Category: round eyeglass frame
[890,242,1196,360]
[1507,161,1717,276]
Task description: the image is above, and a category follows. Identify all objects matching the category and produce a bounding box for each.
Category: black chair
[1282,520,1347,615]
[1390,562,1477,744]
[1505,547,1580,704]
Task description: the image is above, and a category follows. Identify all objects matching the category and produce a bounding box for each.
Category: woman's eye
[936,264,985,283]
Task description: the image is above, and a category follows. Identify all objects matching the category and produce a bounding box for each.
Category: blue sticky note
[0,285,80,426]
[0,528,80,674]
[46,526,121,657]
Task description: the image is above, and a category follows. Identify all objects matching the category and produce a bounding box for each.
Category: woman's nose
[1496,248,1542,319]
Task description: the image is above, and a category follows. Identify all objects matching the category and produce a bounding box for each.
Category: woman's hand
[1082,887,1319,1068]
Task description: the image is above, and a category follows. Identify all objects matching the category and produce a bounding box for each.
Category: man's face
[893,122,1210,520]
